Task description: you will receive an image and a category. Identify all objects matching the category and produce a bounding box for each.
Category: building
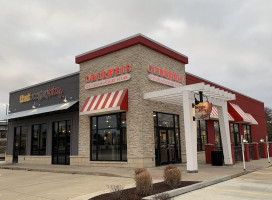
[0,120,8,160]
[5,34,268,171]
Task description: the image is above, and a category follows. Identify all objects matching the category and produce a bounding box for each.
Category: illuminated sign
[84,64,131,89]
[19,86,63,103]
[195,102,212,119]
[147,65,183,87]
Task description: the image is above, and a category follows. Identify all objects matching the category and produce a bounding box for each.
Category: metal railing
[234,146,243,162]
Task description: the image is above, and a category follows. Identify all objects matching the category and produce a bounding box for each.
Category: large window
[243,124,252,143]
[31,124,47,155]
[197,120,208,151]
[91,113,127,161]
[230,123,240,146]
[14,126,27,155]
[214,121,222,148]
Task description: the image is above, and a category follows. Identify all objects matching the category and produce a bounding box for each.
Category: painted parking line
[252,172,272,175]
[204,187,272,197]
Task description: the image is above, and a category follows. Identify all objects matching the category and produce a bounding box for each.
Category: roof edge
[75,34,188,64]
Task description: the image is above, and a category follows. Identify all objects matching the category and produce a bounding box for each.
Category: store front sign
[195,102,212,119]
[84,64,131,89]
[19,86,63,103]
[147,65,183,87]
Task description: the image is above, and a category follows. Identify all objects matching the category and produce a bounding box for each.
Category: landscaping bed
[89,181,199,200]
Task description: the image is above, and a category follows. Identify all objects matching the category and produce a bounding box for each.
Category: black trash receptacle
[211,150,224,166]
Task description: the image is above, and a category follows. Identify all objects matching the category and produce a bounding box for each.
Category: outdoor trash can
[211,150,224,166]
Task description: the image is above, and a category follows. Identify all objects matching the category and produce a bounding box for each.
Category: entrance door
[158,129,178,165]
[52,121,71,165]
[13,127,27,163]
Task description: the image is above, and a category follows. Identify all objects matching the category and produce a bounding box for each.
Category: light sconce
[32,102,40,109]
[63,95,73,103]
[260,138,264,143]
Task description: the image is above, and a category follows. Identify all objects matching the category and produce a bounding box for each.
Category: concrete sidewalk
[0,158,271,199]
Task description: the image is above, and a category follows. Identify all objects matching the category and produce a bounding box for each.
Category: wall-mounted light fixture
[32,102,40,109]
[63,95,73,103]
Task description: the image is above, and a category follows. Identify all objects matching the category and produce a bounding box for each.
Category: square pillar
[244,143,250,162]
[252,142,260,160]
[183,90,198,173]
[269,143,272,157]
[217,103,233,165]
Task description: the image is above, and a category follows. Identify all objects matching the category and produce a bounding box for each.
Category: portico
[143,82,236,172]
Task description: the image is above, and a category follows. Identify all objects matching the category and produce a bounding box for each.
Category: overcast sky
[0,0,271,119]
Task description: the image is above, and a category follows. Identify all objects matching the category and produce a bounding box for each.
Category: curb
[142,171,249,200]
[0,165,131,178]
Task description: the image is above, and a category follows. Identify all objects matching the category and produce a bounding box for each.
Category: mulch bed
[89,181,199,200]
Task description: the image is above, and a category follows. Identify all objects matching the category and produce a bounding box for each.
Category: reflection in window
[230,123,240,146]
[31,124,47,155]
[91,113,127,161]
[214,121,222,148]
[197,120,208,151]
[14,126,27,155]
[243,125,252,143]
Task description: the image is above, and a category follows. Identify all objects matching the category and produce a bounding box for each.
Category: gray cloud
[0,0,271,118]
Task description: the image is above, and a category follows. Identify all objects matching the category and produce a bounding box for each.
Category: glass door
[159,129,177,165]
[52,121,71,165]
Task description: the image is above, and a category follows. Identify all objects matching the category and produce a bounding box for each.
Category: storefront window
[243,124,252,143]
[230,123,240,146]
[31,124,47,155]
[91,113,127,161]
[214,121,222,148]
[197,120,208,151]
[14,126,27,155]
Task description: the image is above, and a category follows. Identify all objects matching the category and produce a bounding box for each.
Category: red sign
[195,102,212,119]
[84,64,131,83]
[148,65,183,83]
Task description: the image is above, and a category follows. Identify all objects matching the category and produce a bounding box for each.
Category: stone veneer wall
[76,44,186,168]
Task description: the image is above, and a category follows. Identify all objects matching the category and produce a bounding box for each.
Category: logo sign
[19,86,63,103]
[84,64,131,89]
[148,65,183,84]
[195,102,212,119]
[85,74,131,89]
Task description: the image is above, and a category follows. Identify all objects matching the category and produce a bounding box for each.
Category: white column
[217,103,233,165]
[183,90,198,172]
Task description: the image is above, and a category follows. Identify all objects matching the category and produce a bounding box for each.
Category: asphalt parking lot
[174,166,272,200]
[0,169,133,200]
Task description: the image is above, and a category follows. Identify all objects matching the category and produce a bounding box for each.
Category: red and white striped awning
[228,103,258,125]
[80,89,128,116]
[210,106,234,121]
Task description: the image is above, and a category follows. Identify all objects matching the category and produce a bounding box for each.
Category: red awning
[210,106,234,121]
[228,103,258,125]
[80,89,128,115]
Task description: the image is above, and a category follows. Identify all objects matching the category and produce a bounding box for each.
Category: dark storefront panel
[13,126,27,163]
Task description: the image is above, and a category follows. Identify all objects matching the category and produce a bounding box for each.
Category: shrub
[163,165,181,189]
[134,168,147,177]
[107,185,124,200]
[135,170,153,196]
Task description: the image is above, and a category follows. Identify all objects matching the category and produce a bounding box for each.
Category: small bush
[107,185,124,200]
[153,192,172,200]
[134,168,147,177]
[163,165,181,189]
[135,170,153,196]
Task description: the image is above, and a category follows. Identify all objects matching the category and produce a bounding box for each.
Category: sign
[84,64,131,89]
[19,86,63,103]
[195,102,212,119]
[148,65,183,84]
[85,74,131,89]
[148,75,182,88]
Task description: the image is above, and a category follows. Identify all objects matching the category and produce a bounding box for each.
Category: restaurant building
[5,34,268,171]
